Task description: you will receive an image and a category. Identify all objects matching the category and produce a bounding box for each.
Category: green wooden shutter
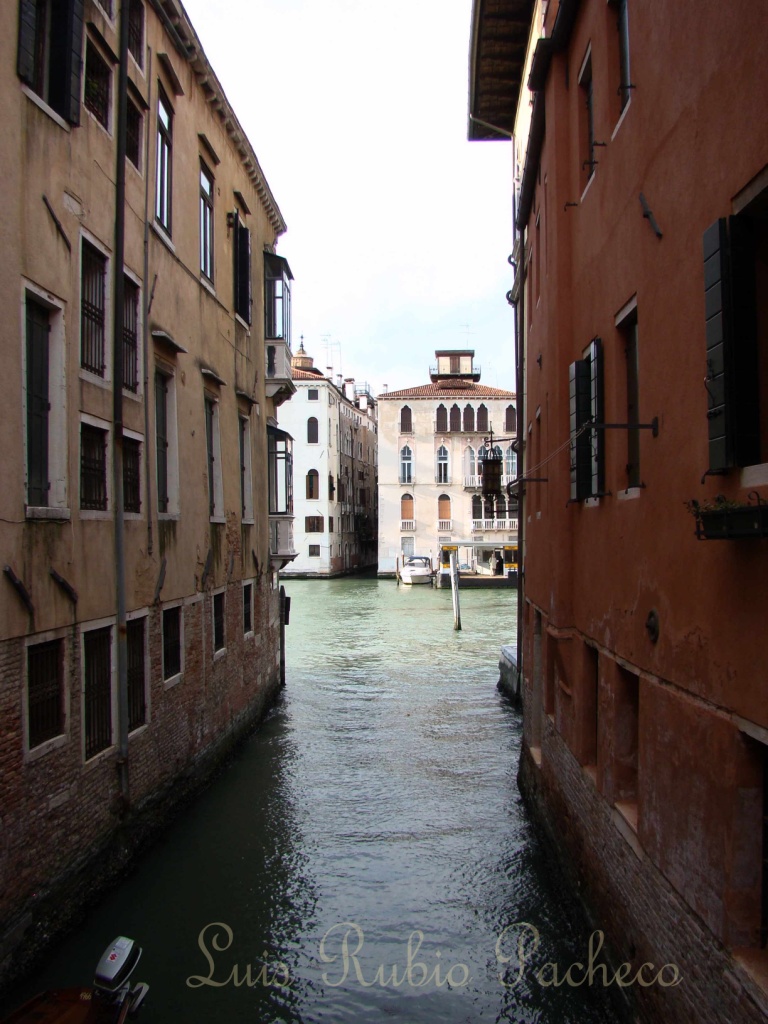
[26,298,50,506]
[569,359,592,501]
[589,337,605,495]
[237,221,252,324]
[17,0,38,86]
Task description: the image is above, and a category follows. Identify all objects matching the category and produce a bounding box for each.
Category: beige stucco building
[1,0,296,983]
[377,351,518,577]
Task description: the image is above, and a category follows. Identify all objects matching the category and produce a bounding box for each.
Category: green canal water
[1,576,618,1023]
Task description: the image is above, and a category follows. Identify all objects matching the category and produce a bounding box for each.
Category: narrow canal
[3,577,617,1023]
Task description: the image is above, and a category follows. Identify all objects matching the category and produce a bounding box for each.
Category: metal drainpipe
[113,0,131,805]
[142,50,154,556]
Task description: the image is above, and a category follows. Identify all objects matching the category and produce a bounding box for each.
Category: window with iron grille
[84,40,110,129]
[243,583,252,635]
[305,516,324,533]
[126,617,146,731]
[126,96,141,169]
[27,639,64,749]
[128,0,144,67]
[83,626,112,760]
[123,436,141,513]
[155,371,169,513]
[80,423,107,510]
[123,276,139,392]
[200,163,214,281]
[81,241,107,376]
[162,606,181,680]
[26,296,51,507]
[213,592,225,652]
[204,396,216,517]
[156,88,173,234]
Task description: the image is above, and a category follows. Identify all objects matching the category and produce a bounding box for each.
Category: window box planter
[687,493,768,540]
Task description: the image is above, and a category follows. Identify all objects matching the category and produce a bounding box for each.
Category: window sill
[128,722,148,738]
[617,487,642,501]
[200,275,216,297]
[612,801,643,859]
[583,764,598,786]
[26,507,71,521]
[24,733,68,762]
[244,629,255,641]
[209,516,226,525]
[611,97,632,141]
[528,744,542,767]
[731,949,768,1014]
[583,497,601,508]
[213,647,227,663]
[151,220,175,254]
[21,85,71,131]
[83,106,113,140]
[580,172,596,203]
[242,518,255,526]
[163,672,183,690]
[84,744,116,769]
[123,388,143,403]
[80,369,111,389]
[125,512,143,521]
[234,313,251,332]
[80,510,111,520]
[158,512,180,521]
[741,463,768,488]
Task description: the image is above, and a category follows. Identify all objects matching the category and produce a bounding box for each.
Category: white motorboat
[398,556,434,585]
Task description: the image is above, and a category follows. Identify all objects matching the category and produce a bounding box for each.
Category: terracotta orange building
[471,0,768,1020]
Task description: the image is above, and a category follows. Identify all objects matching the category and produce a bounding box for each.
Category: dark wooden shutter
[155,373,169,512]
[17,0,38,86]
[589,337,605,495]
[703,219,731,471]
[26,298,50,506]
[235,218,252,324]
[729,216,760,466]
[49,0,84,124]
[569,359,592,501]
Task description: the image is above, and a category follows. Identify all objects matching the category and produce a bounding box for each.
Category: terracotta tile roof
[292,368,327,380]
[379,381,516,400]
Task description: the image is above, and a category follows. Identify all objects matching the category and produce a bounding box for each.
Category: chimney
[344,377,355,400]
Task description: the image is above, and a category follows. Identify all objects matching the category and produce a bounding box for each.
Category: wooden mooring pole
[450,551,461,631]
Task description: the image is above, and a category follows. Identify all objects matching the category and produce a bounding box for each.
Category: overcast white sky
[181,0,516,396]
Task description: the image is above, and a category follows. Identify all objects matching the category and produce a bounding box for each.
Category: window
[401,536,414,557]
[306,469,319,499]
[616,0,631,112]
[84,40,110,129]
[450,354,461,374]
[435,404,447,432]
[213,591,225,653]
[328,474,335,499]
[465,445,476,479]
[126,96,142,169]
[83,626,112,760]
[436,445,449,484]
[81,240,107,377]
[27,639,64,748]
[305,516,324,533]
[80,423,107,510]
[308,388,319,401]
[123,436,141,513]
[579,52,595,188]
[155,87,172,234]
[400,445,413,484]
[569,337,604,500]
[123,276,139,392]
[17,0,84,125]
[400,405,412,433]
[438,494,451,522]
[154,369,179,515]
[267,427,293,515]
[477,405,489,432]
[126,617,146,731]
[25,297,51,507]
[400,493,414,522]
[309,544,320,557]
[200,163,214,282]
[239,415,254,522]
[505,445,517,480]
[618,305,641,487]
[449,404,461,432]
[233,211,251,322]
[307,417,319,444]
[329,515,334,532]
[128,0,144,68]
[162,605,182,680]
[463,404,474,432]
[204,395,223,519]
[472,494,482,519]
[95,0,113,15]
[505,405,517,432]
[243,582,253,635]
[264,253,292,343]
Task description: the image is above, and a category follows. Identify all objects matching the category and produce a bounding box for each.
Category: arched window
[400,445,413,483]
[496,494,507,519]
[465,445,476,479]
[492,445,503,460]
[436,445,449,483]
[477,404,489,432]
[401,493,414,520]
[306,469,319,499]
[435,404,447,432]
[484,495,495,518]
[505,404,517,432]
[438,493,451,521]
[505,445,517,479]
[449,404,461,431]
[472,494,482,519]
[307,416,319,443]
[463,404,475,432]
[400,405,412,433]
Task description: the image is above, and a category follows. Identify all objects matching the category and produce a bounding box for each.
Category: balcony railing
[438,519,452,531]
[400,519,415,531]
[464,473,517,489]
[471,519,519,532]
[265,338,295,403]
[269,514,296,558]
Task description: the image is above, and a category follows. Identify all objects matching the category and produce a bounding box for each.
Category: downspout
[142,50,154,555]
[113,0,131,805]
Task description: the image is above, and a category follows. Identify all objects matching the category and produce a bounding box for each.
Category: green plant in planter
[685,492,768,539]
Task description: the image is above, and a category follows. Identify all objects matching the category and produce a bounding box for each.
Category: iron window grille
[239,416,247,518]
[27,639,64,748]
[205,396,216,517]
[81,241,107,376]
[213,592,225,652]
[84,626,112,760]
[162,606,181,679]
[126,618,146,731]
[156,88,173,234]
[84,41,110,128]
[80,424,107,510]
[128,0,144,67]
[123,436,141,513]
[243,583,252,634]
[26,296,51,507]
[123,277,139,391]
[126,97,141,169]
[155,372,169,513]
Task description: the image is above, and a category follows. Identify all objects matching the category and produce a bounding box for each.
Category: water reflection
[1,578,616,1023]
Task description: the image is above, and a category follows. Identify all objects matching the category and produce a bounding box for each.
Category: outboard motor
[94,937,149,1017]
